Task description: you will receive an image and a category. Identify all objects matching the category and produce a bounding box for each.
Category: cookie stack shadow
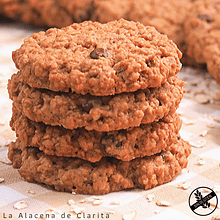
[7,19,191,195]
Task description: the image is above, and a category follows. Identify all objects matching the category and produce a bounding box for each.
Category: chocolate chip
[90,48,108,59]
[197,14,214,23]
[82,101,93,113]
[115,142,122,149]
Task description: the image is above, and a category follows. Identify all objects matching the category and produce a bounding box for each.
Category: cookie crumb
[122,211,136,220]
[0,178,5,183]
[13,200,27,210]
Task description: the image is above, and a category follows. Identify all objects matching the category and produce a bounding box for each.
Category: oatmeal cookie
[10,108,182,162]
[8,137,191,195]
[12,19,182,96]
[8,73,185,131]
[0,0,94,27]
[93,0,193,65]
[184,0,220,83]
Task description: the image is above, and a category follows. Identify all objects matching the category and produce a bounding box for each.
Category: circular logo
[188,186,218,216]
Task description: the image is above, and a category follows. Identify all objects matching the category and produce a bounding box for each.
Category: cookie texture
[93,0,193,65]
[10,108,182,162]
[184,0,220,83]
[12,19,182,96]
[8,138,191,195]
[0,0,94,27]
[8,73,185,131]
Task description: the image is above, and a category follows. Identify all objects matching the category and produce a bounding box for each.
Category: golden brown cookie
[12,19,182,96]
[11,107,182,162]
[8,137,191,195]
[8,73,185,131]
[184,0,220,83]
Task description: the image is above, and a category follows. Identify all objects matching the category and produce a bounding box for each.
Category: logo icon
[188,186,218,216]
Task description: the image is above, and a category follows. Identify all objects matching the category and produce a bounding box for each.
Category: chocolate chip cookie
[8,137,191,195]
[12,19,182,96]
[184,0,220,83]
[8,73,185,131]
[0,0,94,27]
[11,107,182,162]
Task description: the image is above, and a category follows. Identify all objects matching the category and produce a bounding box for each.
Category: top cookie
[13,19,182,96]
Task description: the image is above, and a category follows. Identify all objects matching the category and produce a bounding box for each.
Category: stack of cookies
[7,19,191,195]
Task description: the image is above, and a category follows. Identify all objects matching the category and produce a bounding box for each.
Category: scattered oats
[4,140,14,146]
[195,94,210,104]
[213,185,220,193]
[190,82,198,87]
[38,217,46,220]
[93,199,103,206]
[91,196,102,200]
[196,157,205,166]
[0,120,6,126]
[110,201,120,205]
[189,139,207,148]
[213,116,220,123]
[146,194,155,202]
[202,188,211,193]
[45,209,56,215]
[181,117,197,125]
[0,178,5,183]
[177,109,184,116]
[210,202,219,209]
[199,130,208,137]
[122,211,136,220]
[215,92,220,101]
[207,123,217,128]
[105,210,115,214]
[13,200,27,210]
[154,210,160,214]
[177,181,191,190]
[68,199,75,206]
[70,205,85,214]
[194,90,206,95]
[212,215,220,220]
[27,189,36,195]
[79,198,87,203]
[0,157,12,165]
[156,200,171,207]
